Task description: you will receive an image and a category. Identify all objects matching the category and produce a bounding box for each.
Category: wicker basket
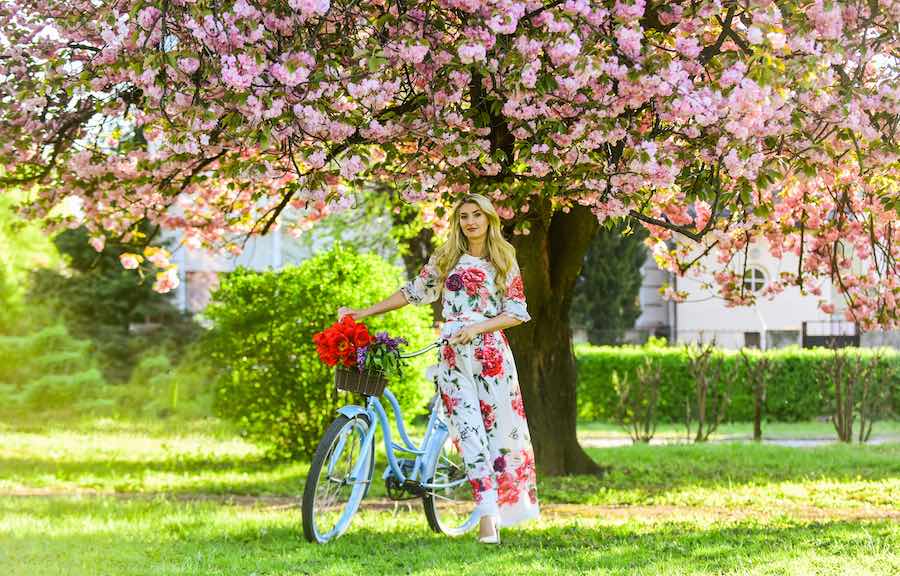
[335,365,388,397]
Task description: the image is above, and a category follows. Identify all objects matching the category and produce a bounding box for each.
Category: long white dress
[401,253,540,527]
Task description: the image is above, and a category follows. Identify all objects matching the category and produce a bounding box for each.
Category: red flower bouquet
[312,316,373,368]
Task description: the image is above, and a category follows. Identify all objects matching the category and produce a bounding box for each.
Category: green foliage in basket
[359,331,409,379]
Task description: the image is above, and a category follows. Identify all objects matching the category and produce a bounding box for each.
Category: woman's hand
[338,290,410,322]
[449,325,480,345]
[337,306,365,321]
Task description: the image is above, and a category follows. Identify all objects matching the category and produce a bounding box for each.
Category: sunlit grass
[1,417,898,511]
[2,496,897,576]
[1,417,898,574]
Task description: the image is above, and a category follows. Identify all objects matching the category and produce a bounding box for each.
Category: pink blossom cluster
[0,0,897,326]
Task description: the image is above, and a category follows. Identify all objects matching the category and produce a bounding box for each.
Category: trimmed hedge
[575,344,900,422]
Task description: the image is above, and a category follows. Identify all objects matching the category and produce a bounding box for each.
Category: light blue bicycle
[301,338,479,543]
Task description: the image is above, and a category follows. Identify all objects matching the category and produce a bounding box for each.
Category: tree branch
[628,210,706,242]
[699,7,736,64]
[255,93,429,235]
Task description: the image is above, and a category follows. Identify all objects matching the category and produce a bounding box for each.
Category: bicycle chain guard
[384,458,425,500]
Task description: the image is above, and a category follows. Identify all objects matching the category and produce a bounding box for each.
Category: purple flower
[445,273,463,292]
[356,346,368,371]
[358,331,408,376]
[493,455,506,473]
[371,331,407,352]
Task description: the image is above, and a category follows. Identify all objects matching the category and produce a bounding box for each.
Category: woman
[337,193,540,544]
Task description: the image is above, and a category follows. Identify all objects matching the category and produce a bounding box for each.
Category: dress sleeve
[400,254,442,306]
[501,260,531,323]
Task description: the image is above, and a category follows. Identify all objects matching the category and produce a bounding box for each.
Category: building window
[744,332,761,349]
[743,267,766,293]
[768,330,800,349]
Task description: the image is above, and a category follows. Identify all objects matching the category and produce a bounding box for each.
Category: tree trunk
[695,377,707,443]
[505,201,604,476]
[394,209,443,321]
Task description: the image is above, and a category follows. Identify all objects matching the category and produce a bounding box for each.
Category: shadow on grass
[0,453,285,476]
[3,440,900,504]
[2,497,898,575]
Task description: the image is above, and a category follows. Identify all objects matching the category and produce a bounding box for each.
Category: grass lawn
[1,417,898,575]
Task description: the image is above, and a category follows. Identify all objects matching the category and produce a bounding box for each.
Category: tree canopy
[1,0,898,328]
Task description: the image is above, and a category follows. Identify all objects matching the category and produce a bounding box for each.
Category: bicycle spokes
[424,436,477,536]
[308,417,370,541]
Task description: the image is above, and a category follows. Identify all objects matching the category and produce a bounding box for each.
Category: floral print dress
[401,253,540,528]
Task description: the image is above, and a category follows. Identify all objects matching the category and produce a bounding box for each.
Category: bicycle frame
[336,339,465,493]
[312,338,483,542]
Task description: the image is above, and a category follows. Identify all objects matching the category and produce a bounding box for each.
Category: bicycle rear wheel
[302,413,373,543]
[422,427,478,536]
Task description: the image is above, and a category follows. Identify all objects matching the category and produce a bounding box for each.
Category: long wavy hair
[432,194,518,291]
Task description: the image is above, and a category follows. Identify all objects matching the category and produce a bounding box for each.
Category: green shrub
[116,352,175,416]
[162,346,216,419]
[0,318,216,419]
[0,264,20,332]
[0,323,109,414]
[576,344,900,422]
[111,347,215,419]
[19,369,107,409]
[204,244,435,459]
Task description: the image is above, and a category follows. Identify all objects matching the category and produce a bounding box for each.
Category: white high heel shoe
[477,514,501,544]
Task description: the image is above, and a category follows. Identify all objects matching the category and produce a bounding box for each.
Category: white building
[169,226,898,350]
[635,240,899,349]
[168,227,296,313]
[165,208,400,313]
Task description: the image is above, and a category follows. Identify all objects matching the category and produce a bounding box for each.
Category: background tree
[572,220,647,344]
[28,226,199,382]
[0,194,62,333]
[2,1,898,474]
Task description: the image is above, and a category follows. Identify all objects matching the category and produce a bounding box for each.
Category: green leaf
[753,204,771,218]
[367,54,388,72]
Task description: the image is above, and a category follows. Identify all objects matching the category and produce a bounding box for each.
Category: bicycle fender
[337,405,368,421]
[422,422,450,478]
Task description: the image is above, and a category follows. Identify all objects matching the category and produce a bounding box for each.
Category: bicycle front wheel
[301,413,373,543]
[422,429,478,536]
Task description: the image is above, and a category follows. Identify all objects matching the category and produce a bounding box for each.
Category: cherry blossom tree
[1,0,898,474]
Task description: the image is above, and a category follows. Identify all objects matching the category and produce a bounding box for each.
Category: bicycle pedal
[382,458,417,481]
[401,479,426,496]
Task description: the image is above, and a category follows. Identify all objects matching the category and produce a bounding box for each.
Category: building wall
[165,227,304,313]
[163,212,402,314]
[634,240,857,349]
[634,258,672,340]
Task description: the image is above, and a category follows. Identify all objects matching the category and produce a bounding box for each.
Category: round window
[743,267,766,293]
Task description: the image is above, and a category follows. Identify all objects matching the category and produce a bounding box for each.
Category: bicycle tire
[301,413,374,543]
[421,412,477,536]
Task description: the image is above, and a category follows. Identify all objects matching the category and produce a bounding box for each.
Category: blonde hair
[432,193,518,290]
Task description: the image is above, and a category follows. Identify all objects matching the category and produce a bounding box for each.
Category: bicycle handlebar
[397,338,448,359]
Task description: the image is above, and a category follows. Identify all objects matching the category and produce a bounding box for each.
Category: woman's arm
[448,313,522,345]
[337,290,409,321]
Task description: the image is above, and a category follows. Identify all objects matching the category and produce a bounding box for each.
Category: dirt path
[4,489,898,523]
[577,435,900,448]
